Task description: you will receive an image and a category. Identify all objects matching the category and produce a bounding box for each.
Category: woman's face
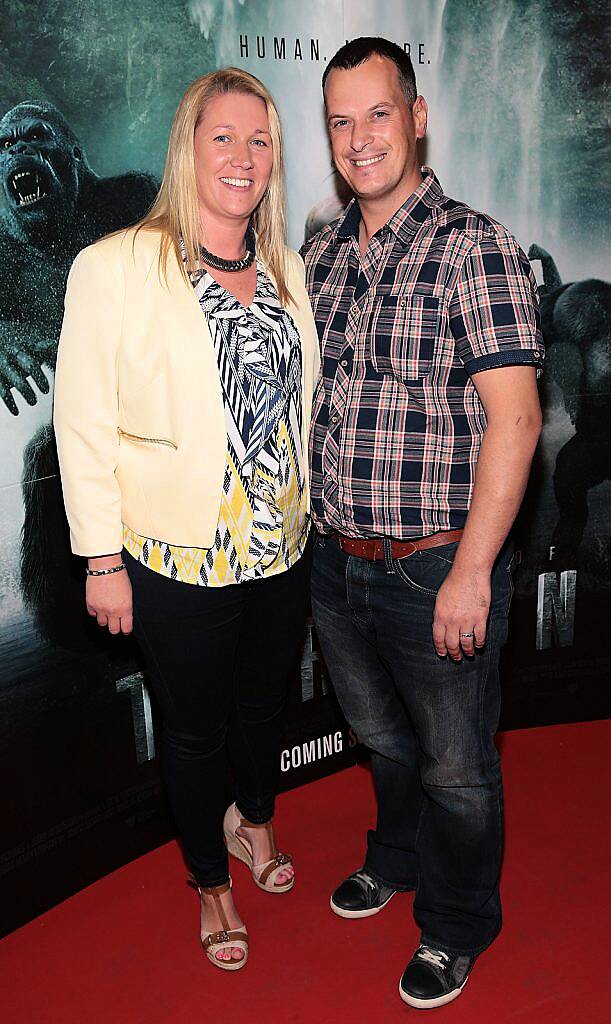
[193,92,274,230]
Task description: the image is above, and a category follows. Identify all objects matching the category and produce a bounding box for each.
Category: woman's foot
[199,883,247,964]
[223,803,295,891]
[237,820,294,887]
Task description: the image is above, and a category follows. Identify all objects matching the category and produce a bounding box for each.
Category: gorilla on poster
[0,101,157,415]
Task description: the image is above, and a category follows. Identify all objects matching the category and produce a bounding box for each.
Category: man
[302,38,543,1009]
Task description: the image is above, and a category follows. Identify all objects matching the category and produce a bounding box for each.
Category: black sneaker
[330,869,396,919]
[399,945,475,1009]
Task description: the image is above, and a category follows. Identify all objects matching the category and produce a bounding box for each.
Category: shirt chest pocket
[309,286,346,357]
[369,290,440,381]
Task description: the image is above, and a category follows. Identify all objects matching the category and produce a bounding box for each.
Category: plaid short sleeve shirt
[302,168,544,539]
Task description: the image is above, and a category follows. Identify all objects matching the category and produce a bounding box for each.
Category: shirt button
[340,359,349,367]
[331,414,339,423]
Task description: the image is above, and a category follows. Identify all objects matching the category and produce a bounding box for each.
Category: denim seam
[364,565,374,630]
[345,553,375,632]
[344,550,351,612]
[506,557,515,608]
[412,790,428,891]
[477,618,495,770]
[486,612,507,887]
[417,549,455,566]
[382,537,395,575]
[391,555,438,596]
[476,615,504,943]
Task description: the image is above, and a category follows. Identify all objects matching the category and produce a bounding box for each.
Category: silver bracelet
[86,562,127,577]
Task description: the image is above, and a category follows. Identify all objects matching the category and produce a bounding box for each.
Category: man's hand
[86,560,133,635]
[432,566,491,661]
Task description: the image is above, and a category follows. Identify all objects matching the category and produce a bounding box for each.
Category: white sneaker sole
[330,889,396,919]
[398,974,469,1009]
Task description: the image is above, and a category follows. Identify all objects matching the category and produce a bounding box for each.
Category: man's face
[325,55,427,206]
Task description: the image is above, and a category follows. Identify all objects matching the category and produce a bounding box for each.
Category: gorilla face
[0,103,86,245]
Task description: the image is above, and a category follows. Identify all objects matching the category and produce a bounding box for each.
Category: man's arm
[432,364,542,660]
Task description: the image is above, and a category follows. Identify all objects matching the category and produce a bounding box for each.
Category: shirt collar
[333,166,445,247]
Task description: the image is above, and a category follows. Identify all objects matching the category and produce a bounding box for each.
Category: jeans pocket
[392,545,457,596]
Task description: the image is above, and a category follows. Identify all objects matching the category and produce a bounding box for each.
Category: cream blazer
[53,227,321,556]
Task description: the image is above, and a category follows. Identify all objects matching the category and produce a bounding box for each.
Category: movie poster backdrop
[0,1,608,933]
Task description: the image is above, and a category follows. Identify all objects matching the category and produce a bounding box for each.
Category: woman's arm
[54,240,133,634]
[53,242,125,557]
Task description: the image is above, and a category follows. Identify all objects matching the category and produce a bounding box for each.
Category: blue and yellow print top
[123,261,309,585]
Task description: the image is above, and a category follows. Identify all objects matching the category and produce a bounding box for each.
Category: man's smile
[350,153,387,168]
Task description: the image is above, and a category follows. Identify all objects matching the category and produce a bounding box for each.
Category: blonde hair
[138,67,292,305]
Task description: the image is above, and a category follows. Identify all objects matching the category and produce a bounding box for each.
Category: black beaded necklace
[198,224,256,273]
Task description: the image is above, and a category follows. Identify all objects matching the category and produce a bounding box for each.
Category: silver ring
[460,632,474,638]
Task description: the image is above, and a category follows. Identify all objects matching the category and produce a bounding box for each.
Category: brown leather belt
[332,529,464,561]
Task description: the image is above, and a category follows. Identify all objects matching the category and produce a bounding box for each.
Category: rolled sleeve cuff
[463,347,544,378]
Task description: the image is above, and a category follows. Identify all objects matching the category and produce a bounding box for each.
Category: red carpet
[2,721,610,1023]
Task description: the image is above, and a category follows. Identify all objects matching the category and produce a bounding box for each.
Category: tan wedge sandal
[188,877,249,971]
[223,802,294,894]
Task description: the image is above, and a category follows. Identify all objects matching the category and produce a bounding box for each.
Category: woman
[53,68,320,971]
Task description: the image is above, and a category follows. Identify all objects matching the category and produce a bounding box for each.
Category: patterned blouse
[123,260,309,586]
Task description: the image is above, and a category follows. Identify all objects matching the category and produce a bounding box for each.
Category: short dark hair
[322,36,417,107]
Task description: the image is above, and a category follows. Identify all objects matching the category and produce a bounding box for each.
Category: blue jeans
[311,534,514,956]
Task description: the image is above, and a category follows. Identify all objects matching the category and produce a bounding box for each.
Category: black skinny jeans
[124,542,311,886]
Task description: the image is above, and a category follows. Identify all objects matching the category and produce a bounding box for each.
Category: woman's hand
[86,556,133,635]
